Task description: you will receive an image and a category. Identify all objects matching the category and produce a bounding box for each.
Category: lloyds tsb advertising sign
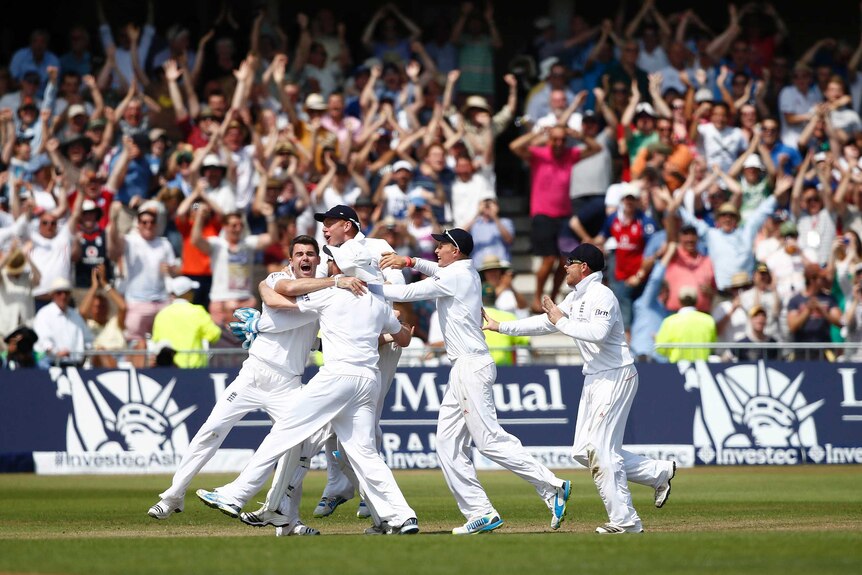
[0,361,860,473]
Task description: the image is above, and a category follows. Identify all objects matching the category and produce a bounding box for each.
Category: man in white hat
[197,238,420,535]
[0,245,41,341]
[33,277,92,366]
[727,137,777,222]
[150,276,221,368]
[197,154,236,215]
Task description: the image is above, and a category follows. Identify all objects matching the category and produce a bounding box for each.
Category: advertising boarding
[0,360,860,474]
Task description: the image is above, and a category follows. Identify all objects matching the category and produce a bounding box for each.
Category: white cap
[634,102,657,118]
[620,183,639,199]
[68,104,87,118]
[81,199,100,212]
[539,57,559,81]
[392,160,413,173]
[201,153,226,169]
[304,93,327,111]
[814,151,828,163]
[50,277,72,292]
[742,154,765,170]
[323,239,381,283]
[168,276,200,297]
[694,87,714,103]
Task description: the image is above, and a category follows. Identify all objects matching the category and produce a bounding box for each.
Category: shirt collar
[678,306,697,313]
[574,271,603,294]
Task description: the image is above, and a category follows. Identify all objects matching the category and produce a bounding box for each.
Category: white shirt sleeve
[411,257,440,277]
[257,308,318,333]
[379,272,456,302]
[498,314,558,336]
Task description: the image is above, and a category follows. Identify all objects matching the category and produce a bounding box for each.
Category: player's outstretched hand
[379,252,407,270]
[482,308,500,331]
[336,276,367,295]
[542,295,565,324]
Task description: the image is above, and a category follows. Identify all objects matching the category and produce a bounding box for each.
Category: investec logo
[679,360,823,465]
[390,369,566,413]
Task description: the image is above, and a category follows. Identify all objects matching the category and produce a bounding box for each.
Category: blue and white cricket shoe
[452,512,504,535]
[196,489,242,518]
[550,479,571,530]
[313,496,349,518]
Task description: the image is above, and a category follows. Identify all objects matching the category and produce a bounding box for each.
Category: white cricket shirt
[296,288,401,379]
[375,258,489,361]
[499,272,634,375]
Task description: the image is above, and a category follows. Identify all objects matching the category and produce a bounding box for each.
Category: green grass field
[0,466,860,574]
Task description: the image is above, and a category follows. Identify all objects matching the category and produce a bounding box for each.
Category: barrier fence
[1,359,860,473]
[44,341,862,369]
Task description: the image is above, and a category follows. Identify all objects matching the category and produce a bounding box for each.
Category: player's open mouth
[300,262,312,272]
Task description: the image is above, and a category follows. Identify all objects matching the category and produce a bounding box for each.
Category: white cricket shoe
[363,518,419,535]
[654,461,677,508]
[240,506,291,527]
[275,521,320,536]
[452,513,504,535]
[148,498,183,520]
[312,496,348,518]
[595,523,644,534]
[356,500,371,518]
[196,489,242,518]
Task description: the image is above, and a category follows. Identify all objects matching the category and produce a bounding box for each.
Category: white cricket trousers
[216,368,416,526]
[436,354,562,520]
[160,357,303,502]
[321,342,403,501]
[262,426,330,521]
[571,364,663,529]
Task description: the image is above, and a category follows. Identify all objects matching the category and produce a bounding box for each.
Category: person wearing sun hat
[0,246,41,340]
[677,166,794,291]
[33,277,93,367]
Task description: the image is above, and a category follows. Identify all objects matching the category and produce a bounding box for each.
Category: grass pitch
[0,466,860,574]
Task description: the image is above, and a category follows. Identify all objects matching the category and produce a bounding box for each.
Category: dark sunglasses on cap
[566,258,584,266]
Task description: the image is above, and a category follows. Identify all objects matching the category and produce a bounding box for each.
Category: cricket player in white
[485,243,677,534]
[375,228,572,534]
[197,240,420,535]
[147,235,363,536]
[310,205,406,519]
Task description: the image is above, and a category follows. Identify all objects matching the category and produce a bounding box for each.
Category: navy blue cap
[568,243,605,272]
[431,228,474,256]
[314,204,360,229]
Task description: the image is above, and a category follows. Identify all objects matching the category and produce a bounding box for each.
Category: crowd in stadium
[2,0,862,369]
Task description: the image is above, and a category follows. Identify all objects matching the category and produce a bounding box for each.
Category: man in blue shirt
[761,117,801,175]
[9,30,60,87]
[631,242,676,362]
